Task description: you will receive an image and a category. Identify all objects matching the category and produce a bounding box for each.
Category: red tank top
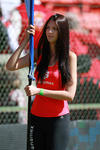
[31,58,70,117]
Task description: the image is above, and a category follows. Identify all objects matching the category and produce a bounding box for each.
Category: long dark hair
[36,13,72,87]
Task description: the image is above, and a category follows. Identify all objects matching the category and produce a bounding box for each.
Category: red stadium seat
[81,13,100,30]
[81,0,100,4]
[40,0,79,4]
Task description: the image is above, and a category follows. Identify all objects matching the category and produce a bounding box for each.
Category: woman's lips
[47,35,54,38]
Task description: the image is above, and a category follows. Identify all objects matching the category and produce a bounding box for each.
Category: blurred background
[0,0,100,150]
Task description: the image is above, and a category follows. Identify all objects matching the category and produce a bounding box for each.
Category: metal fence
[0,55,28,124]
[0,2,100,124]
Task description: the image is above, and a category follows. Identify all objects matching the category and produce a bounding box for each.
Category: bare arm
[24,51,77,101]
[6,25,35,71]
[6,38,29,71]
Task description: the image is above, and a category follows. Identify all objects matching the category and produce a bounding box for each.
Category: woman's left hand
[24,85,40,96]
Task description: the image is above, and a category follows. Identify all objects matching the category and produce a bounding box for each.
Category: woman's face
[46,20,58,44]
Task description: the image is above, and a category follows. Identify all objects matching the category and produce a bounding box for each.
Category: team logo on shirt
[44,71,49,79]
[38,71,54,85]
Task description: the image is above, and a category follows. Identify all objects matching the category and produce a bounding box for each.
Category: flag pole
[27,0,34,150]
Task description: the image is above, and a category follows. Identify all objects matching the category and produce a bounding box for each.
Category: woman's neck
[49,43,58,66]
[50,43,56,57]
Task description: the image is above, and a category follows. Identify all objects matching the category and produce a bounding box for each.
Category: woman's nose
[48,28,53,33]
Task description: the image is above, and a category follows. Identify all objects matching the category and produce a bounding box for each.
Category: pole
[27,0,34,149]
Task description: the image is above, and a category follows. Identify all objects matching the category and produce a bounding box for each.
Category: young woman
[6,14,77,150]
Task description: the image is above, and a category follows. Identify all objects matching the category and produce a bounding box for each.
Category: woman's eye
[53,27,57,30]
[52,26,58,31]
[46,26,58,32]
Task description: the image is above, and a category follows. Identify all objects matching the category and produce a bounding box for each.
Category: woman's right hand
[26,24,35,40]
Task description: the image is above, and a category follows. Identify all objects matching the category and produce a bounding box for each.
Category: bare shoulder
[69,51,77,59]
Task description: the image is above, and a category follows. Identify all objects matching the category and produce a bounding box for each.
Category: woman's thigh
[30,115,45,150]
[46,114,70,150]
